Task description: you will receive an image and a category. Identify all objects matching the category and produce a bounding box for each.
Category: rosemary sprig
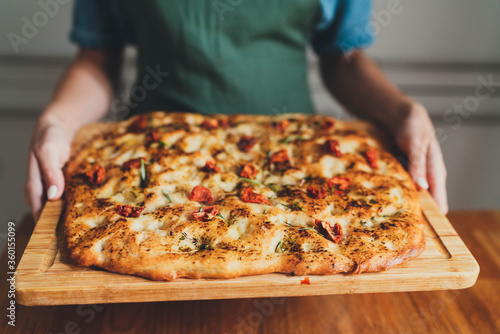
[393,209,406,217]
[275,241,283,253]
[238,177,277,192]
[293,200,305,212]
[284,221,323,237]
[281,201,305,212]
[216,212,233,226]
[330,185,342,195]
[311,228,324,237]
[180,232,212,250]
[283,135,307,144]
[379,209,406,218]
[158,140,167,148]
[162,190,172,203]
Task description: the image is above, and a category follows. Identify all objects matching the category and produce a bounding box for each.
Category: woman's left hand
[393,102,449,214]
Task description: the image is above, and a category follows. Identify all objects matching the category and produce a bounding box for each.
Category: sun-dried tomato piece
[192,205,219,221]
[128,115,147,133]
[328,176,350,195]
[328,176,350,191]
[189,185,213,204]
[86,165,105,185]
[116,204,145,218]
[201,158,220,173]
[269,149,290,165]
[332,223,343,241]
[121,158,147,171]
[327,139,341,157]
[306,187,327,199]
[201,119,218,129]
[240,163,258,179]
[241,188,269,205]
[324,119,335,130]
[217,118,230,128]
[146,130,159,144]
[237,136,257,153]
[301,277,311,285]
[365,148,379,169]
[273,119,290,132]
[201,118,230,129]
[315,219,343,243]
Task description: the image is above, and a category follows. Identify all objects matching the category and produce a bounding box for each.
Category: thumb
[407,138,430,191]
[33,142,70,201]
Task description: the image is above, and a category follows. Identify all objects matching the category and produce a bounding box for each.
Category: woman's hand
[319,52,449,214]
[394,102,448,214]
[25,115,72,222]
[24,48,123,222]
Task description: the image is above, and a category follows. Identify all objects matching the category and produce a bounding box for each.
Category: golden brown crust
[63,112,425,281]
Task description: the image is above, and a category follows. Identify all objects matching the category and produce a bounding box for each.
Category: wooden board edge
[15,200,63,274]
[418,190,480,290]
[419,190,479,271]
[15,269,481,306]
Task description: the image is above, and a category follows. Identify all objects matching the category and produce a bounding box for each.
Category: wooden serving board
[15,192,479,306]
[15,122,479,306]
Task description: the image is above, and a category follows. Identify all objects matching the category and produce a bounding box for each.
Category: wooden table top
[2,211,499,334]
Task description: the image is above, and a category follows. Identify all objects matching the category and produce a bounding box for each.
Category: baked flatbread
[63,112,425,280]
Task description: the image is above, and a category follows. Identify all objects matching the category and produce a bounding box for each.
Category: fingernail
[47,185,58,200]
[416,177,429,190]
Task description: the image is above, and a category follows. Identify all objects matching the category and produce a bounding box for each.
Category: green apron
[120,0,320,116]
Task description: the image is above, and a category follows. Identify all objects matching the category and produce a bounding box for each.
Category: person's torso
[119,0,321,116]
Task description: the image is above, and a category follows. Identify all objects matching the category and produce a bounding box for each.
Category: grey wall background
[2,0,500,59]
[1,0,499,250]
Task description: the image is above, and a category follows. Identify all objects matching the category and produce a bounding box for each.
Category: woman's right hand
[24,48,123,222]
[25,115,72,222]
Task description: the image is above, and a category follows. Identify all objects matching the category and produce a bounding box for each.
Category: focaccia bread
[63,112,425,280]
